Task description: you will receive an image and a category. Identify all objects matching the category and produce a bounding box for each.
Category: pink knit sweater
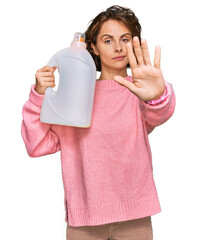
[21,76,176,227]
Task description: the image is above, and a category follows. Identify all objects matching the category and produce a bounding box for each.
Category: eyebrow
[101,33,131,40]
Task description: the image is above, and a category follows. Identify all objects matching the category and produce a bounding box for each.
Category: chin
[102,60,129,71]
[112,62,128,70]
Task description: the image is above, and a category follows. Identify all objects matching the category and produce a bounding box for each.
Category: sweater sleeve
[139,80,176,134]
[21,84,61,157]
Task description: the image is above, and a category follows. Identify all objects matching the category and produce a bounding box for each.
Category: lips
[112,55,126,60]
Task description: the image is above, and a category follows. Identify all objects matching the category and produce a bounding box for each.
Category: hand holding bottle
[40,32,97,127]
[35,65,57,95]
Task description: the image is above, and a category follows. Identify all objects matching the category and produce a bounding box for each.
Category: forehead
[99,19,131,36]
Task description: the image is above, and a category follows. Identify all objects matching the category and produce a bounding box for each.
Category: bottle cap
[73,32,85,43]
[71,32,86,48]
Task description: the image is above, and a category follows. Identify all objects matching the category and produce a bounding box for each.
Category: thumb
[51,67,57,73]
[113,75,138,94]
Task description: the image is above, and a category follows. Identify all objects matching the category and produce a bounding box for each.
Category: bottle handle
[46,56,58,95]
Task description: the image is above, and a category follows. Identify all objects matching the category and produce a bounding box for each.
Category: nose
[114,41,123,53]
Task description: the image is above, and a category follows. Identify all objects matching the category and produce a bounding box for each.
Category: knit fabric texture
[21,76,176,227]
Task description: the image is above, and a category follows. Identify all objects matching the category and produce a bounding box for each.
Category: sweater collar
[95,75,133,88]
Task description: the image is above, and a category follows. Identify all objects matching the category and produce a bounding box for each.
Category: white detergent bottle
[40,32,97,128]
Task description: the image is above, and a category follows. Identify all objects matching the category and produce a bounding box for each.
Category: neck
[98,67,128,80]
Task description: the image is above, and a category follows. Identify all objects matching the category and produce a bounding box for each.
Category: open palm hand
[113,36,165,101]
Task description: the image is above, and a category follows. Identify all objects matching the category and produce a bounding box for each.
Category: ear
[91,42,99,56]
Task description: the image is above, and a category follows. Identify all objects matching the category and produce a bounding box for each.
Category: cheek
[99,47,112,60]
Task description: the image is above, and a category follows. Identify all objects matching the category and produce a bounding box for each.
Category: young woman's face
[91,19,132,72]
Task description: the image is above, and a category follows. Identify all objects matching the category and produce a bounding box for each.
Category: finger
[141,39,151,65]
[39,81,56,87]
[40,77,55,82]
[113,75,138,93]
[132,36,144,66]
[126,41,138,70]
[154,45,161,69]
[113,75,151,100]
[38,65,54,72]
[39,71,53,77]
[51,67,57,73]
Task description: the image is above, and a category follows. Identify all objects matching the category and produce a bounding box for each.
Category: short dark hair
[84,5,142,71]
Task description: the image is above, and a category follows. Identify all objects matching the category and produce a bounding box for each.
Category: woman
[21,5,176,240]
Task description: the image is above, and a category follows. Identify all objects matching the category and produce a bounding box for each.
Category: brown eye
[122,38,129,42]
[104,40,112,44]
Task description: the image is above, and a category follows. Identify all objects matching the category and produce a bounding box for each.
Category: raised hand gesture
[113,36,165,101]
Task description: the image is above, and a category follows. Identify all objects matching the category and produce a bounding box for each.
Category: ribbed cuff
[145,82,169,105]
[29,84,45,107]
[139,81,173,110]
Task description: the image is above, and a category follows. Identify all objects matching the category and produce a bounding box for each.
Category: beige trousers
[66,216,153,240]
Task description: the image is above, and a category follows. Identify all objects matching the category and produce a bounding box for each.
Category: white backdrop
[0,0,197,239]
